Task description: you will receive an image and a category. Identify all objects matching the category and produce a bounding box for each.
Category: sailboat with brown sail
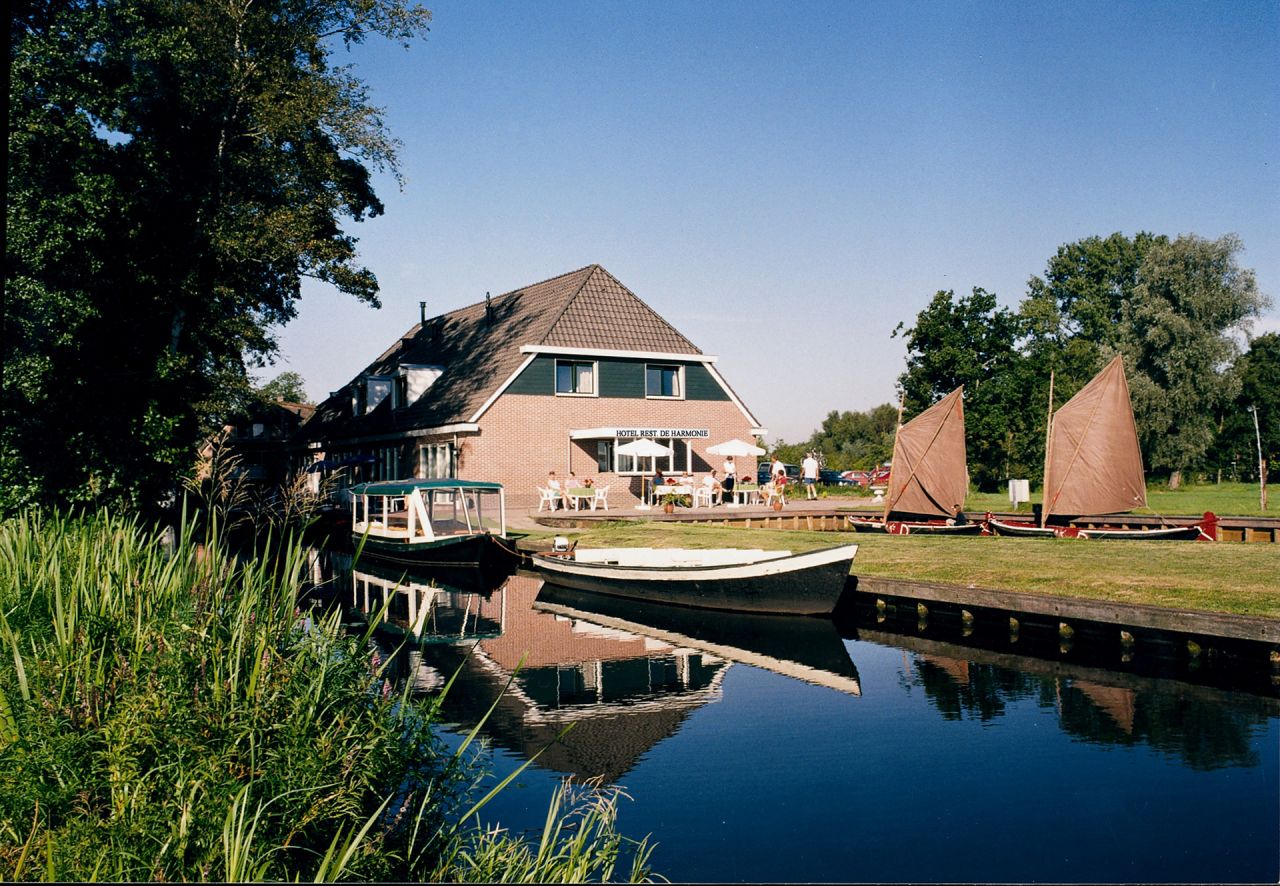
[985,356,1217,540]
[846,386,982,534]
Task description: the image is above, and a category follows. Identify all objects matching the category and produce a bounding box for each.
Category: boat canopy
[350,478,504,496]
[883,386,968,520]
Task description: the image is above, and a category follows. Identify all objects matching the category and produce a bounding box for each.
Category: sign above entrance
[616,428,709,439]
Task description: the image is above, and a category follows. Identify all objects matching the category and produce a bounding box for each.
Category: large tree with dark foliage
[4,0,429,513]
[1214,333,1280,483]
[894,288,1032,489]
[1019,232,1268,485]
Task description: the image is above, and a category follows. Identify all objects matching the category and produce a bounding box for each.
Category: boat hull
[530,545,858,615]
[351,532,519,583]
[985,515,1215,541]
[846,516,985,535]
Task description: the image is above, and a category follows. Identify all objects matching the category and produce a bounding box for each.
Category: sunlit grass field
[819,480,1275,518]
[523,520,1280,619]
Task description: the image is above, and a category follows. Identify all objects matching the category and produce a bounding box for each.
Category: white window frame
[644,363,684,400]
[615,439,691,476]
[554,359,598,397]
[418,442,455,479]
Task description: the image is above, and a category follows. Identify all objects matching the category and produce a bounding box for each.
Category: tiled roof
[303,265,703,442]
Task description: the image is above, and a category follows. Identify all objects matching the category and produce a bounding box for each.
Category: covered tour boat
[529,544,858,615]
[349,479,518,573]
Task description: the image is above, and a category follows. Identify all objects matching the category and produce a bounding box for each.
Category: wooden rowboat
[846,515,985,535]
[529,544,858,615]
[985,513,1217,541]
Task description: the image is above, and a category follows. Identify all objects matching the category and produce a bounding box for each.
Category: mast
[1040,371,1054,527]
[883,393,906,522]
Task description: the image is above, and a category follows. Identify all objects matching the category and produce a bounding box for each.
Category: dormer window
[395,364,444,408]
[364,376,392,413]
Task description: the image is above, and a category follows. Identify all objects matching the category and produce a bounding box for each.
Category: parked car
[838,467,891,488]
[757,463,801,484]
[819,469,852,486]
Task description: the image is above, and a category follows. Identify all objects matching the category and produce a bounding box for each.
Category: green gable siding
[505,356,731,401]
[684,364,730,401]
[504,355,556,395]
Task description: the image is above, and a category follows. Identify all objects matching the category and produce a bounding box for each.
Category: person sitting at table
[702,470,724,506]
[649,468,666,503]
[547,471,569,509]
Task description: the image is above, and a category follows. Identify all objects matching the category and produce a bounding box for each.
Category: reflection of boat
[534,583,862,696]
[985,358,1217,540]
[349,478,519,572]
[349,559,505,643]
[846,387,983,535]
[529,544,858,615]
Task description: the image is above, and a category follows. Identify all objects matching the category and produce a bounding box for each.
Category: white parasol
[616,437,673,509]
[706,438,766,456]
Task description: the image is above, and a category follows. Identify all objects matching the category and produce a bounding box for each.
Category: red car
[841,467,891,488]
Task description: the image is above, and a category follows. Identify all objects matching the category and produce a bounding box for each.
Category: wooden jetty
[533,504,1280,543]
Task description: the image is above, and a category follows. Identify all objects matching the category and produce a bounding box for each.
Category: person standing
[802,451,820,500]
[771,455,786,482]
[722,455,737,499]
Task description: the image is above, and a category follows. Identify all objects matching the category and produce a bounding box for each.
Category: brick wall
[456,392,760,510]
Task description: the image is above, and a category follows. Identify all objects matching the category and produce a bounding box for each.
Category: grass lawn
[523,520,1280,619]
[818,480,1275,518]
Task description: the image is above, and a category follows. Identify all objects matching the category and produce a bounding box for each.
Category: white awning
[568,427,621,440]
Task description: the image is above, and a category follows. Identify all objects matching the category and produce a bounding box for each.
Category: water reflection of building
[329,555,865,782]
[415,574,731,783]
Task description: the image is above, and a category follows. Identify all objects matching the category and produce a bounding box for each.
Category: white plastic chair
[537,487,561,512]
[692,485,714,508]
[765,482,787,508]
[591,485,610,511]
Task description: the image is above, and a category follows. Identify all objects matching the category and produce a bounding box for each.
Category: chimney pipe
[419,301,426,324]
[485,291,493,324]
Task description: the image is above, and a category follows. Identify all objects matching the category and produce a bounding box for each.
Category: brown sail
[883,387,968,521]
[1042,356,1146,523]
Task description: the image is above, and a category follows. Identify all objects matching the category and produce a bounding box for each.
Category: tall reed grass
[0,509,658,882]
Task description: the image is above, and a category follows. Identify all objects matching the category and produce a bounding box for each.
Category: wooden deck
[530,504,1280,542]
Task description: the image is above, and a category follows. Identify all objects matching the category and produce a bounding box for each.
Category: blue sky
[273,0,1279,443]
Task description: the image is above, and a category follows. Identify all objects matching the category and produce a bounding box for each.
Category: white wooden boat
[529,544,858,615]
[349,478,517,573]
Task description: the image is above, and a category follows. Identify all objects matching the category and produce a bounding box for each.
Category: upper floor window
[364,376,392,413]
[646,364,683,399]
[555,360,596,396]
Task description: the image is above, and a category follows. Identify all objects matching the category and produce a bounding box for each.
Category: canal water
[308,551,1279,883]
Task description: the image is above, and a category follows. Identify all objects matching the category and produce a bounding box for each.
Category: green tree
[1118,234,1269,483]
[804,404,898,471]
[256,371,311,405]
[4,0,430,514]
[1210,334,1280,483]
[894,288,1030,489]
